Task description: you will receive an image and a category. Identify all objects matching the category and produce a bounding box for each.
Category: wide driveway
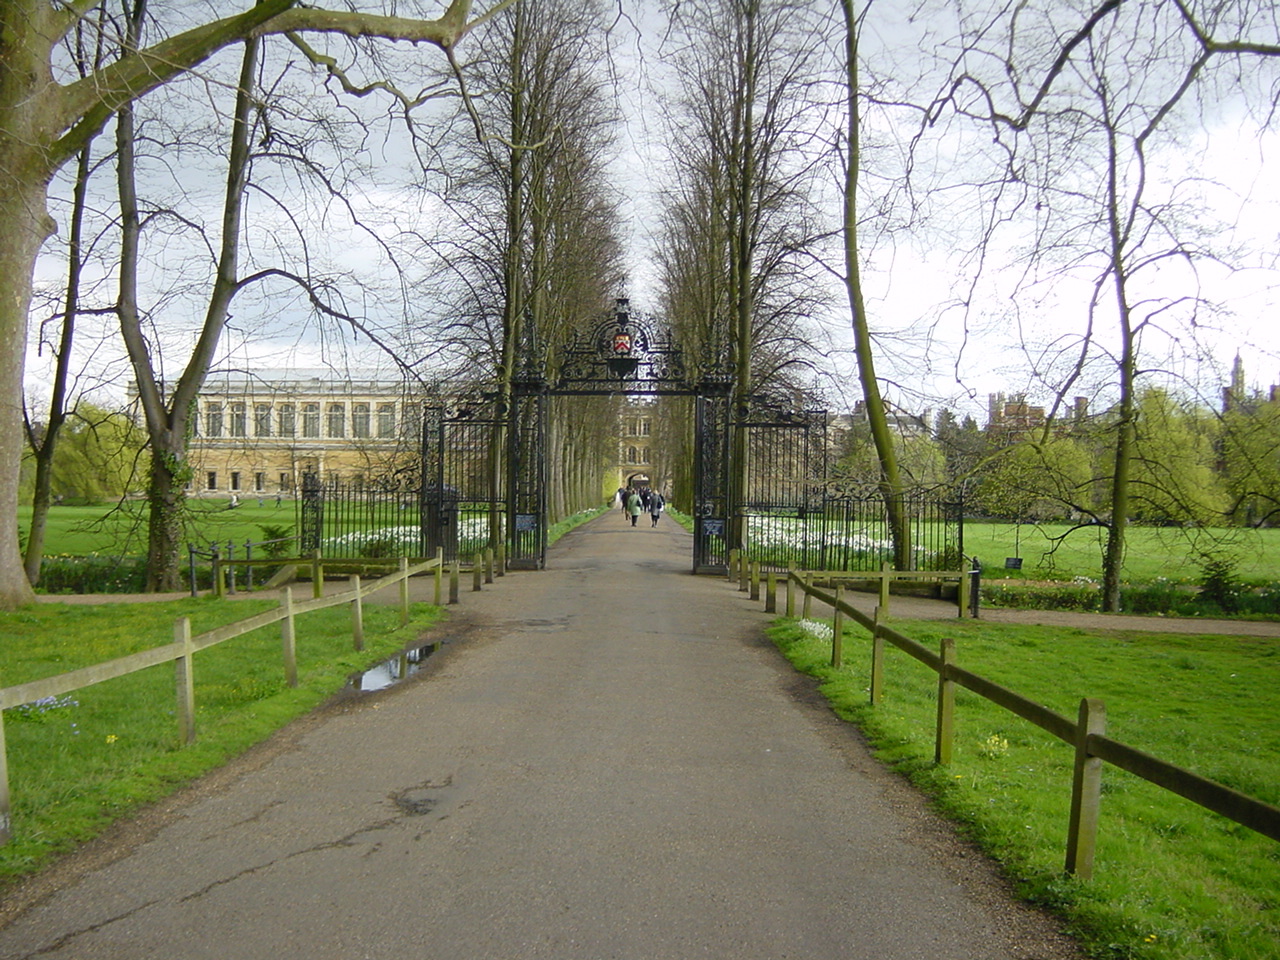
[0,513,1080,959]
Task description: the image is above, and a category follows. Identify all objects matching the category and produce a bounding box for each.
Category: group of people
[616,486,665,527]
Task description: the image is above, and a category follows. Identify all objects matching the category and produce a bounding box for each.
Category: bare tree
[920,0,1280,608]
[22,8,117,587]
[0,0,516,609]
[656,0,833,548]
[409,0,624,526]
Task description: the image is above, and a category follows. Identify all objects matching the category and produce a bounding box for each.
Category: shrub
[981,580,1102,611]
[255,524,295,559]
[36,556,149,594]
[359,537,398,558]
[1120,577,1193,615]
[1197,555,1242,614]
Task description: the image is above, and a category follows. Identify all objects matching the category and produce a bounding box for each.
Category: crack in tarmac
[12,899,162,959]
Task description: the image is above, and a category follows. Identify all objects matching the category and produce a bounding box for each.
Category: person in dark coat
[626,489,643,526]
[648,491,664,527]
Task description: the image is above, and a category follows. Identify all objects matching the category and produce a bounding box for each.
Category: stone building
[184,371,419,497]
[616,398,654,491]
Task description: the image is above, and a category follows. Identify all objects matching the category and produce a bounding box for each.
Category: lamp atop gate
[604,297,641,379]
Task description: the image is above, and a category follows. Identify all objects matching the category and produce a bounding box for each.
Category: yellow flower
[105,734,118,744]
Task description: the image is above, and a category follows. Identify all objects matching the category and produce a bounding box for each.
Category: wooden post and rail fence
[726,550,1280,880]
[0,545,514,846]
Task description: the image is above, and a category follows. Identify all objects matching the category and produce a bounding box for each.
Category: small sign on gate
[515,513,538,532]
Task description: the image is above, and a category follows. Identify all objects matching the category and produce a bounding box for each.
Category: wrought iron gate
[732,397,830,572]
[692,392,732,573]
[506,391,547,569]
[420,398,505,563]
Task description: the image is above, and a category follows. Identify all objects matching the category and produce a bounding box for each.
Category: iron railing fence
[741,488,963,574]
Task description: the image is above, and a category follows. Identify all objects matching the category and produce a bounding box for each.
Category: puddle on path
[348,642,441,692]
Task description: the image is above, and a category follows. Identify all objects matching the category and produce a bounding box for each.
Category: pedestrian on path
[626,489,642,526]
[649,491,664,527]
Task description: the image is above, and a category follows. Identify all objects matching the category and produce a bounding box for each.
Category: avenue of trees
[7,0,1280,614]
[837,383,1274,536]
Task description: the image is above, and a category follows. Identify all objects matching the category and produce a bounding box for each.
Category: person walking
[617,487,629,516]
[649,490,664,527]
[626,489,643,527]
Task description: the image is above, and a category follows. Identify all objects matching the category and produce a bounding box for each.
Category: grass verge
[0,596,443,886]
[767,614,1280,960]
[547,506,609,544]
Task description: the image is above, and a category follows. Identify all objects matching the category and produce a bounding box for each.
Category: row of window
[625,446,651,464]
[203,471,289,493]
[199,402,401,440]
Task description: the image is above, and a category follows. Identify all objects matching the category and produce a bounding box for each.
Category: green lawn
[770,613,1280,960]
[20,501,610,559]
[966,521,1280,583]
[0,595,443,884]
[18,499,302,557]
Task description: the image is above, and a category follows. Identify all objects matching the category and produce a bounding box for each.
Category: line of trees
[6,1,1280,614]
[837,380,1280,541]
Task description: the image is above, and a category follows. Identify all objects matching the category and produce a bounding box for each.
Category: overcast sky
[23,0,1280,424]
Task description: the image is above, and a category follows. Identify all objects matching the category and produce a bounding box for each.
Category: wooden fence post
[879,562,891,615]
[728,549,739,583]
[749,562,760,601]
[869,605,885,705]
[0,702,11,845]
[484,547,494,584]
[351,575,364,652]
[1066,698,1107,879]
[311,549,323,600]
[934,637,956,764]
[399,557,410,627]
[472,561,483,592]
[281,587,298,688]
[831,585,845,668]
[449,560,460,604]
[434,547,444,605]
[765,571,777,613]
[801,574,812,619]
[738,554,749,593]
[785,566,795,618]
[175,617,196,745]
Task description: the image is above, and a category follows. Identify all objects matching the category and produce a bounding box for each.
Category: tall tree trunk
[1101,123,1135,613]
[24,139,96,586]
[120,16,260,590]
[0,180,53,608]
[841,0,911,569]
[0,0,61,608]
[726,1,759,554]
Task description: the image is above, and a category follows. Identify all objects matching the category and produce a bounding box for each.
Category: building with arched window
[182,371,419,497]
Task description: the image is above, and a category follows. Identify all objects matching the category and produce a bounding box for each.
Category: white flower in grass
[797,619,834,642]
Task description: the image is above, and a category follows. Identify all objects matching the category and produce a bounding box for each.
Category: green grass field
[18,499,302,557]
[0,596,442,883]
[20,501,609,559]
[965,521,1280,584]
[769,614,1280,960]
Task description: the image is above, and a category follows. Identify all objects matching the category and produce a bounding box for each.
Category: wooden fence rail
[781,571,1280,879]
[0,554,444,845]
[729,550,972,618]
